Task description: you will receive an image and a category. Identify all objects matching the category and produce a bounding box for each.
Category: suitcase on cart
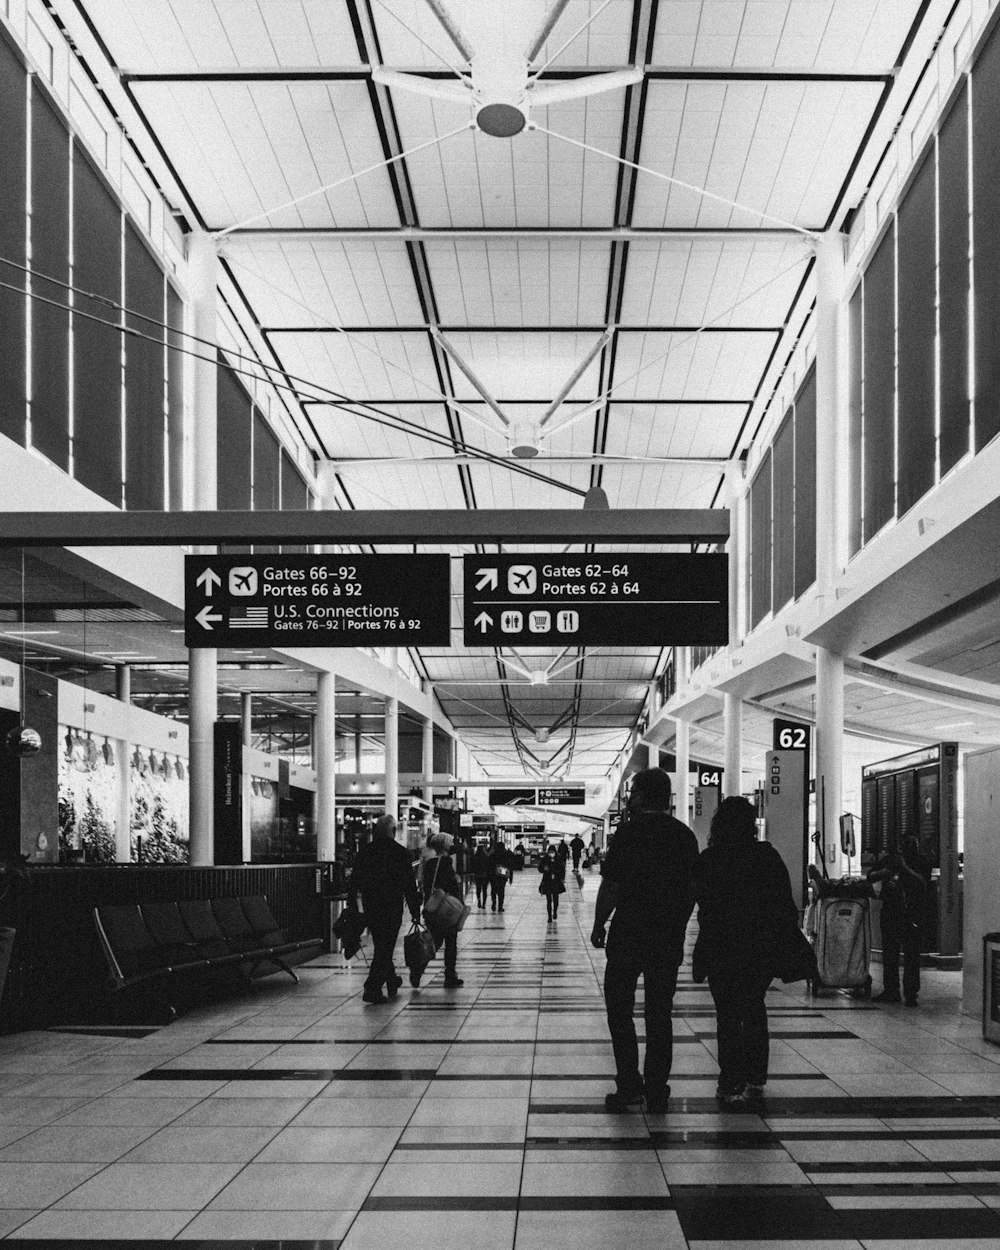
[812,895,872,997]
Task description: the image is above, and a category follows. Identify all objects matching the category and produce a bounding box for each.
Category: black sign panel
[489,788,537,807]
[488,786,587,807]
[462,554,728,647]
[185,555,451,649]
[537,787,585,806]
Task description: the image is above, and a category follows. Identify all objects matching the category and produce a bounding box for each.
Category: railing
[0,864,325,1033]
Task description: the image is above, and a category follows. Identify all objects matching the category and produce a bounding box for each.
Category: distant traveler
[514,840,526,870]
[421,832,464,988]
[868,835,931,1006]
[471,843,491,909]
[591,768,698,1113]
[488,838,514,912]
[538,846,565,922]
[556,839,570,867]
[570,834,585,871]
[348,814,421,1005]
[693,796,798,1103]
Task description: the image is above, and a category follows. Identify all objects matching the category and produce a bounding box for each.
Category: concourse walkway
[0,872,995,1246]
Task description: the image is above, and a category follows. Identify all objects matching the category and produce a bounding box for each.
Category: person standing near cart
[349,814,421,1004]
[868,836,931,1006]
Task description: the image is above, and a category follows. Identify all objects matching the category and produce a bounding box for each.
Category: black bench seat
[94,895,322,1015]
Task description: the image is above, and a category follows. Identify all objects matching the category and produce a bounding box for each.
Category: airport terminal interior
[2,0,1000,1245]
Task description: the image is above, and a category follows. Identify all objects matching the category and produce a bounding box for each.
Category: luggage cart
[807,877,874,999]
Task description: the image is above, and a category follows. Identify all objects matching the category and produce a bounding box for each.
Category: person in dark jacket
[591,767,699,1113]
[693,796,798,1103]
[349,814,421,1004]
[421,832,464,987]
[538,845,565,921]
[488,838,514,912]
[570,834,586,872]
[868,835,931,1006]
[471,843,491,909]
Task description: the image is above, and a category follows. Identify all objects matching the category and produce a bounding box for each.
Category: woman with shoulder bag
[421,832,465,987]
[538,845,566,922]
[693,797,799,1104]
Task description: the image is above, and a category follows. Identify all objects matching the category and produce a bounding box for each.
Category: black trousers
[881,919,921,1000]
[544,891,560,919]
[365,908,403,993]
[604,934,680,1098]
[709,966,774,1094]
[475,877,489,907]
[433,931,457,976]
[490,878,506,909]
[572,854,582,871]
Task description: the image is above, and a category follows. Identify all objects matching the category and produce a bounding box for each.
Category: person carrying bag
[421,833,466,987]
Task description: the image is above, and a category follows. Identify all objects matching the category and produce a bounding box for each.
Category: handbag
[331,904,365,960]
[775,925,819,984]
[404,922,436,977]
[422,857,468,936]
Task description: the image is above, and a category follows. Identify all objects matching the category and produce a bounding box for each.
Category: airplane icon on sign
[229,567,258,596]
[507,566,536,595]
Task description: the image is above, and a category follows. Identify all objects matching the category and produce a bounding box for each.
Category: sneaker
[742,1083,766,1100]
[362,987,387,1004]
[873,990,901,1004]
[604,1089,644,1112]
[443,976,464,987]
[715,1087,744,1105]
[645,1086,671,1114]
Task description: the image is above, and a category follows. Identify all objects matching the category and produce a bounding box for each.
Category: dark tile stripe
[362,1197,674,1212]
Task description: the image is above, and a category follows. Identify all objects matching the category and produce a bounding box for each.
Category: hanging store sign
[185,555,451,649]
[462,554,728,647]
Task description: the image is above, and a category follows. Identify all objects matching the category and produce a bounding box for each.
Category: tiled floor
[0,868,998,1246]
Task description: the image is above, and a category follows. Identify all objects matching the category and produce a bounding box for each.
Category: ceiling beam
[123,65,892,83]
[221,226,810,242]
[0,508,729,547]
[329,454,728,468]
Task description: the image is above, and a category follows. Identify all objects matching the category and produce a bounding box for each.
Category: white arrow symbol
[475,568,498,591]
[474,611,493,634]
[196,606,223,631]
[196,568,222,596]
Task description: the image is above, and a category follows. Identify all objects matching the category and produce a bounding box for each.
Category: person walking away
[471,842,491,909]
[591,768,698,1113]
[868,835,931,1006]
[693,796,798,1103]
[538,846,565,921]
[570,834,585,872]
[349,814,421,1004]
[556,839,570,870]
[421,832,464,987]
[514,840,526,870]
[488,838,514,912]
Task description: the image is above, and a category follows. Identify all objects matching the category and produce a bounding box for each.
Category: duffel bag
[404,922,436,977]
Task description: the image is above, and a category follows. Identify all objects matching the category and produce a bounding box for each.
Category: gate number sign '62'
[184,555,451,649]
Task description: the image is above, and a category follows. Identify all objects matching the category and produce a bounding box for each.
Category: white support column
[114,737,131,863]
[315,672,336,860]
[240,693,253,748]
[814,230,848,861]
[188,651,217,866]
[815,648,844,869]
[115,665,130,704]
[647,743,659,769]
[384,694,399,828]
[815,230,848,601]
[602,811,611,850]
[675,718,691,824]
[187,231,219,868]
[723,693,742,798]
[723,462,745,799]
[422,711,434,806]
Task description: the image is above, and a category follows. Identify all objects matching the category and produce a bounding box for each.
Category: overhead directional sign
[463,554,728,647]
[185,555,451,649]
[489,787,587,807]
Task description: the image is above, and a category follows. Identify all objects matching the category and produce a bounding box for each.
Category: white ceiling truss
[60,0,933,781]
